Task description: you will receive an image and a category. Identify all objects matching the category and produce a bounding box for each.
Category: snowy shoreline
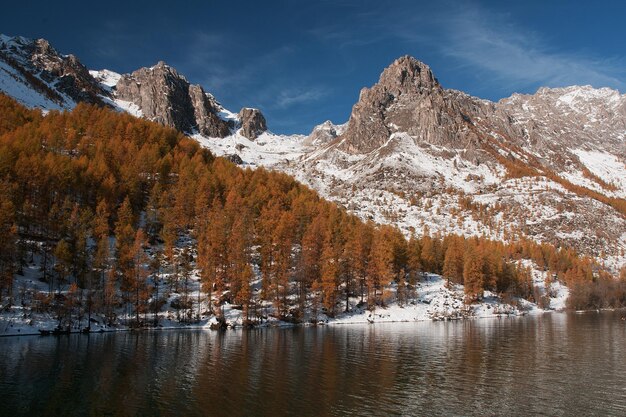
[5,306,624,339]
[2,258,571,338]
[0,310,547,339]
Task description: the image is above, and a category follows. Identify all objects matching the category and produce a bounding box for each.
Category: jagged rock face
[338,56,492,154]
[117,62,191,132]
[238,107,267,139]
[291,55,626,269]
[0,35,107,108]
[188,85,232,137]
[337,55,625,173]
[496,86,626,158]
[115,62,231,137]
[30,39,106,105]
[305,120,347,146]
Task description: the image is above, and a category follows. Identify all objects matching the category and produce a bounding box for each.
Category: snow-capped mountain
[281,57,626,270]
[91,62,269,140]
[0,34,106,110]
[1,36,624,270]
[0,35,268,140]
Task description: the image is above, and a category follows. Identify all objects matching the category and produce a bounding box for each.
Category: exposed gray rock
[338,56,491,154]
[188,85,232,137]
[335,55,626,175]
[116,62,193,132]
[30,39,107,105]
[305,120,347,146]
[238,107,267,140]
[295,55,626,265]
[0,35,108,107]
[115,61,231,137]
[225,153,244,165]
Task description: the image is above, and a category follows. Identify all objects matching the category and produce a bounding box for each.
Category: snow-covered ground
[1,255,569,337]
[192,131,307,168]
[324,273,563,326]
[0,58,70,111]
[572,149,626,198]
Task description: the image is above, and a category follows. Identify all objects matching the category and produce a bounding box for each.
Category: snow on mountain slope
[0,58,69,110]
[193,130,307,167]
[0,35,77,110]
[89,69,122,90]
[572,149,626,198]
[192,58,625,271]
[0,36,623,271]
[0,34,107,108]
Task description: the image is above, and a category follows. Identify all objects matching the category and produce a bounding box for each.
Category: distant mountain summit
[113,61,233,137]
[0,34,107,109]
[337,55,487,154]
[288,56,626,269]
[0,34,268,140]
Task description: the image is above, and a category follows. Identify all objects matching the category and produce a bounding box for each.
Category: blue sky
[3,0,626,133]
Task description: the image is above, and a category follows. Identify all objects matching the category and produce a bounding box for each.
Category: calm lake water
[1,312,625,417]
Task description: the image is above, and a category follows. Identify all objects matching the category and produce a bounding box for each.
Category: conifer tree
[442,236,464,287]
[367,229,394,309]
[0,191,17,304]
[463,246,484,303]
[320,229,339,317]
[299,213,325,311]
[273,211,295,317]
[407,234,422,284]
[53,240,72,293]
[131,229,151,325]
[420,235,437,274]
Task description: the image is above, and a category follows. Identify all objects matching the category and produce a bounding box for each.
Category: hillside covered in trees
[0,94,624,333]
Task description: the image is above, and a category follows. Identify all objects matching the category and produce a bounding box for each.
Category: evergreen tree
[442,236,464,287]
[367,229,394,309]
[320,229,339,317]
[463,246,484,303]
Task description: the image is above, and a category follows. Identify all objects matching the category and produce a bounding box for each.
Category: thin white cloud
[436,4,626,92]
[309,1,626,94]
[275,87,329,109]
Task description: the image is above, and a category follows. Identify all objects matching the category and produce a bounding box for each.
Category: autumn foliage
[0,94,622,325]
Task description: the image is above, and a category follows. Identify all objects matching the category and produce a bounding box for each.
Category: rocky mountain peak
[0,35,107,107]
[114,62,232,137]
[337,55,474,154]
[33,38,53,54]
[238,107,267,140]
[377,55,439,95]
[304,120,347,146]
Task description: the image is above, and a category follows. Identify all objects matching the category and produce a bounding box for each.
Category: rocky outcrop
[238,107,267,139]
[188,85,232,137]
[0,35,107,107]
[115,61,232,137]
[225,153,244,165]
[496,86,626,157]
[30,39,106,105]
[305,120,347,146]
[338,56,492,154]
[334,55,626,174]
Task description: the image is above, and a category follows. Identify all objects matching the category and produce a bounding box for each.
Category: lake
[1,311,625,416]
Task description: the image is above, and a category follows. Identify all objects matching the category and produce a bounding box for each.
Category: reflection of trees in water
[1,313,625,416]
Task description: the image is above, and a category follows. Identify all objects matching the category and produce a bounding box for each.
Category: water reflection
[1,312,625,416]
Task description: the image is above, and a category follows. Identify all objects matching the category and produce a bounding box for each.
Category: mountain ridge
[1,34,624,270]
